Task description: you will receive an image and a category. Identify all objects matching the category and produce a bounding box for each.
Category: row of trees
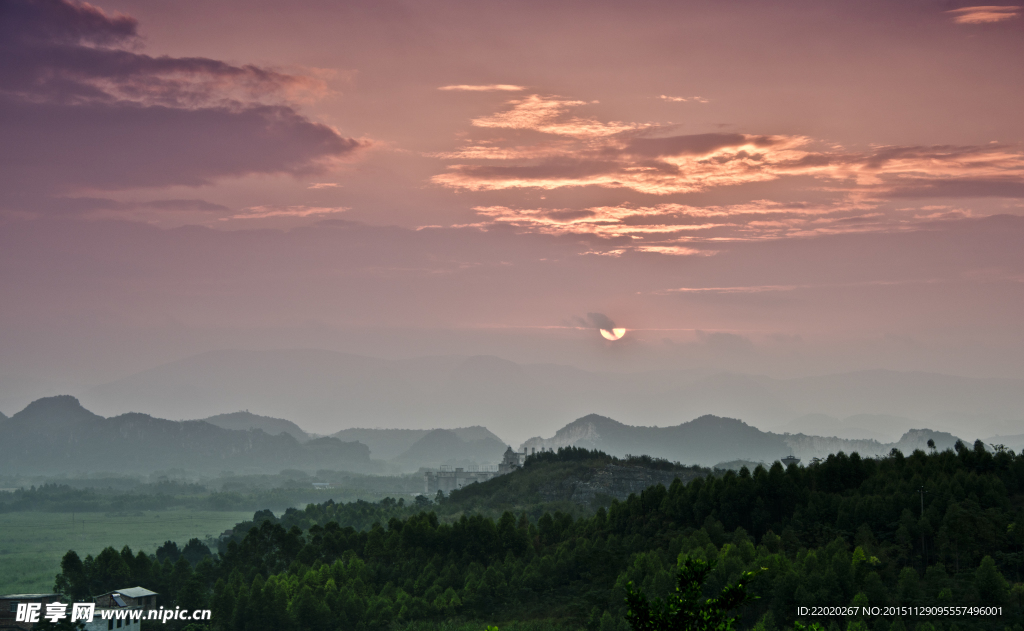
[54,443,1024,631]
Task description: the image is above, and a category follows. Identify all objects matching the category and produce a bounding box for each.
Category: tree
[89,547,131,595]
[54,551,90,601]
[974,555,1008,605]
[156,540,181,564]
[181,538,212,566]
[624,557,760,631]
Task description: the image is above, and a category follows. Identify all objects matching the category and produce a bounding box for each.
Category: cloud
[587,313,617,331]
[695,330,755,353]
[0,0,137,47]
[308,183,342,189]
[624,133,780,157]
[460,200,896,254]
[433,129,819,194]
[659,95,709,103]
[431,95,1024,207]
[21,196,230,216]
[0,98,363,193]
[225,205,349,220]
[0,0,365,205]
[470,94,643,137]
[438,84,526,91]
[138,199,229,212]
[947,6,1020,24]
[886,178,1024,198]
[569,313,619,332]
[672,285,800,294]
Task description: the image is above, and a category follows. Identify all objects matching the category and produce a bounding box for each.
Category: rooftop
[98,587,157,599]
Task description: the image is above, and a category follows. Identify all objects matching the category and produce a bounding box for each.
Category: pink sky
[1,0,1023,414]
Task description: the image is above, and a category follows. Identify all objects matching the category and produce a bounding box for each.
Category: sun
[600,328,626,341]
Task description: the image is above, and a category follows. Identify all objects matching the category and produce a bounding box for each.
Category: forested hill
[521,413,963,466]
[443,448,709,510]
[55,443,1024,631]
[0,396,370,474]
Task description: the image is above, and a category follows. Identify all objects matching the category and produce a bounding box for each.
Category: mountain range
[521,413,964,467]
[0,396,513,475]
[69,349,1024,444]
[0,396,369,475]
[0,394,988,476]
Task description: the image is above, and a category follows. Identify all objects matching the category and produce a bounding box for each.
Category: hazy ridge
[521,413,964,467]
[0,396,370,475]
[1,394,978,475]
[72,349,1024,444]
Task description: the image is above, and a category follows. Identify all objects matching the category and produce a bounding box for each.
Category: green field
[0,510,251,595]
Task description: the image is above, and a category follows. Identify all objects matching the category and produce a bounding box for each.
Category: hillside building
[424,446,528,495]
[0,594,61,631]
[94,588,156,611]
[0,588,156,631]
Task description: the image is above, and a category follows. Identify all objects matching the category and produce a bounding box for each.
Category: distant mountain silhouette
[522,414,792,465]
[778,413,921,442]
[984,433,1024,453]
[2,396,976,475]
[331,426,507,462]
[198,411,310,442]
[0,396,369,475]
[331,428,431,461]
[391,428,508,470]
[77,349,1024,442]
[522,414,965,466]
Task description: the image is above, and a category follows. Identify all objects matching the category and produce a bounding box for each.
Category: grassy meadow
[0,509,251,595]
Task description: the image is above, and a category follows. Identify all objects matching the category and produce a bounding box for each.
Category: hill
[521,413,792,466]
[444,448,709,510]
[522,413,965,466]
[197,410,310,442]
[57,442,1024,631]
[330,428,430,460]
[331,425,507,461]
[391,428,508,470]
[0,396,370,475]
[777,412,920,442]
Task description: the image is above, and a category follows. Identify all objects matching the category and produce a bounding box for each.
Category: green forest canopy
[53,442,1024,631]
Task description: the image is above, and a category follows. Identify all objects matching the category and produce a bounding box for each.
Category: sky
[1,0,1023,419]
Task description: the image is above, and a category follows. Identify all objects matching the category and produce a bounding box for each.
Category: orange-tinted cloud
[947,6,1020,24]
[470,94,643,137]
[453,196,1005,255]
[438,84,526,91]
[659,95,709,103]
[432,96,1024,201]
[226,205,350,220]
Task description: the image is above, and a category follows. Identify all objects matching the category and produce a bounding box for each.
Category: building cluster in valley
[1,587,163,631]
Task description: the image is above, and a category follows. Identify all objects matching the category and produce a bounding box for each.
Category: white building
[424,446,528,495]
